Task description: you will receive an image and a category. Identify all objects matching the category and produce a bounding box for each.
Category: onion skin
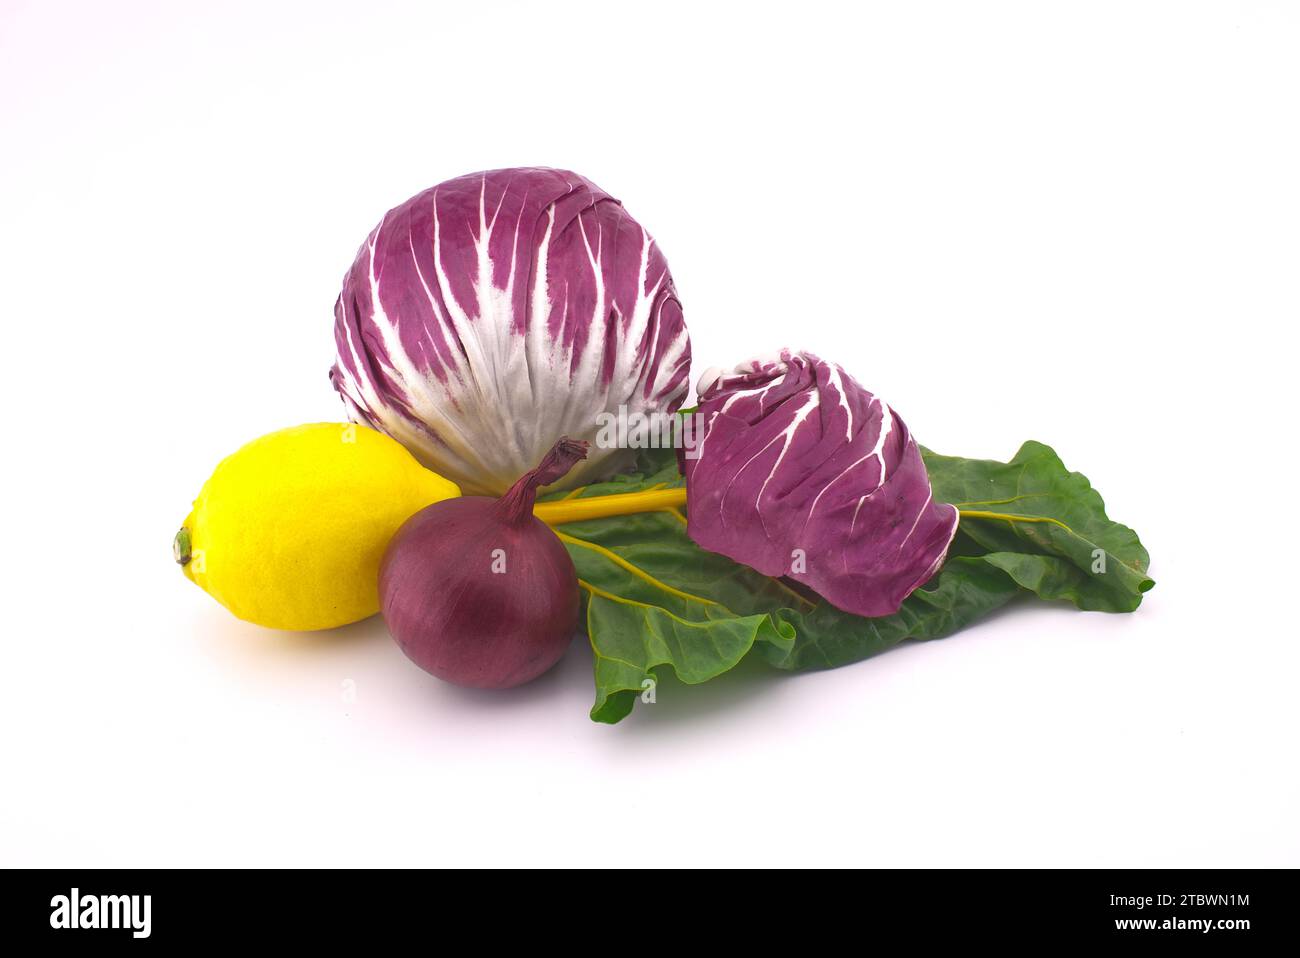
[379,439,586,690]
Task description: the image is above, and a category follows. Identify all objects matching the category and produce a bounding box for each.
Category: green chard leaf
[547,499,800,723]
[545,440,1152,723]
[923,441,1155,612]
[764,557,1024,671]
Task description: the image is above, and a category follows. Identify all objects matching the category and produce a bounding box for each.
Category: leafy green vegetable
[924,441,1154,611]
[763,557,1024,672]
[543,440,1153,723]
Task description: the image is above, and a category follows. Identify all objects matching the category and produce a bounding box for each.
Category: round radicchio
[330,168,691,495]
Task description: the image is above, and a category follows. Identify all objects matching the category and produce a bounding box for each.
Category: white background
[2,0,1296,867]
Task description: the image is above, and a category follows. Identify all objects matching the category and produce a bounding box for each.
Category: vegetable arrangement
[538,435,1151,722]
[176,167,1153,724]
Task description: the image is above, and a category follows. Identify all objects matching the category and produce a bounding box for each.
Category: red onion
[379,438,588,689]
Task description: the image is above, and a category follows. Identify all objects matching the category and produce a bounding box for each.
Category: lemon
[175,423,460,630]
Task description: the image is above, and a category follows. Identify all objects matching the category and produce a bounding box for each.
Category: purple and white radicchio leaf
[330,168,691,495]
[683,350,959,618]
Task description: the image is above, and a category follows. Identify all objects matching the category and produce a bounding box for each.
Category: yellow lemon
[175,423,460,630]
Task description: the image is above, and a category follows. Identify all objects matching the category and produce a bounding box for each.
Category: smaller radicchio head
[683,349,959,618]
